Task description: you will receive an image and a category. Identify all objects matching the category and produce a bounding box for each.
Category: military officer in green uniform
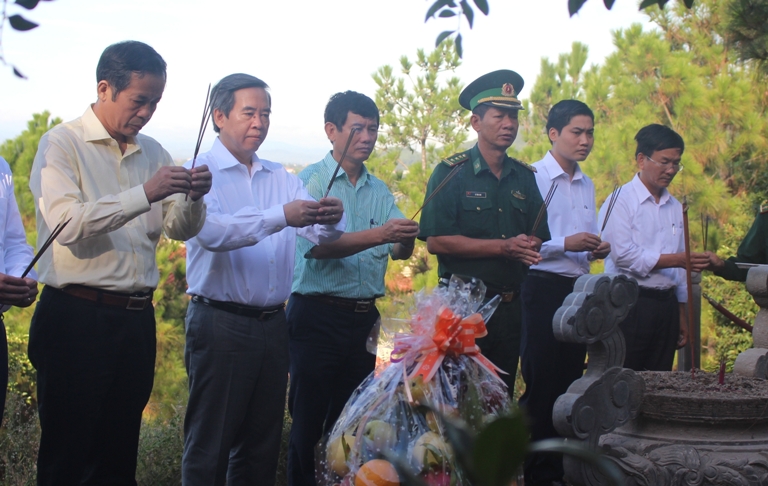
[707,201,768,281]
[418,70,551,390]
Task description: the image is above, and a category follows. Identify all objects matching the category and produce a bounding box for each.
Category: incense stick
[682,196,696,379]
[22,218,72,278]
[186,84,213,200]
[599,185,621,238]
[410,163,464,220]
[529,181,557,238]
[324,128,358,198]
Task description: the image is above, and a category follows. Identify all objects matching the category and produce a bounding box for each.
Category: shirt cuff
[119,185,152,219]
[540,236,565,259]
[629,250,661,278]
[264,204,287,233]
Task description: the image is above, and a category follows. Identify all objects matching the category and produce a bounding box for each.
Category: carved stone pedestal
[734,265,768,378]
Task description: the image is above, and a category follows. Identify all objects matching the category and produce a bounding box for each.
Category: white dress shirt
[0,157,36,312]
[29,106,205,293]
[600,173,687,302]
[185,138,346,308]
[530,151,597,277]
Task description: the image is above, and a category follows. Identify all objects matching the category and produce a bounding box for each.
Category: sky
[0,0,653,164]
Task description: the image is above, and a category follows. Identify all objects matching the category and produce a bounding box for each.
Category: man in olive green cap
[418,70,551,390]
[706,202,768,281]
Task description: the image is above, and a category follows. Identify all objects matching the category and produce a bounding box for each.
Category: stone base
[734,348,768,379]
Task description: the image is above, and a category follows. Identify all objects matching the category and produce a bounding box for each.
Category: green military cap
[459,69,525,111]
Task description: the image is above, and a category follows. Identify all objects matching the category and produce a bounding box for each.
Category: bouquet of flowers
[319,276,513,486]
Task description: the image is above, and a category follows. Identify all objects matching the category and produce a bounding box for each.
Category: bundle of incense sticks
[599,184,622,237]
[22,218,72,278]
[410,163,464,220]
[189,83,212,171]
[324,127,358,199]
[701,213,709,251]
[529,181,557,238]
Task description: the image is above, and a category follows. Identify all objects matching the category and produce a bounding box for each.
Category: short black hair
[634,124,685,157]
[324,91,379,129]
[210,73,270,133]
[546,100,594,142]
[96,41,167,101]
[472,104,519,120]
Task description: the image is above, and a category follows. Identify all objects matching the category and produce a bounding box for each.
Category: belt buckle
[257,310,278,321]
[500,291,516,303]
[126,296,148,311]
[354,301,371,313]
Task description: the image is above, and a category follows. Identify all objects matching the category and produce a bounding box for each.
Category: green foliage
[0,112,61,234]
[424,0,696,57]
[727,0,768,74]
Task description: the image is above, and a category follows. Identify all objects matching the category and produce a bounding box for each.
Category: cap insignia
[502,83,516,97]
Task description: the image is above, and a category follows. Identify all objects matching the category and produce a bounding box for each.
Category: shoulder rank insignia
[511,157,536,173]
[761,200,768,214]
[441,153,470,167]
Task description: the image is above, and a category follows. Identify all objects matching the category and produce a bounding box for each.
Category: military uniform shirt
[418,144,550,290]
[717,209,768,282]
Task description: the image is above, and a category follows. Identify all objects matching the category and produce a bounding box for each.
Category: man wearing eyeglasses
[599,124,709,371]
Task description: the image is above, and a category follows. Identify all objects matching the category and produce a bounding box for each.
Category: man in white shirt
[182,73,345,486]
[0,156,38,424]
[519,100,609,486]
[599,124,708,372]
[28,41,211,485]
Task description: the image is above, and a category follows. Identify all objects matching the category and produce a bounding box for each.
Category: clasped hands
[284,197,344,228]
[143,165,213,203]
[0,274,38,308]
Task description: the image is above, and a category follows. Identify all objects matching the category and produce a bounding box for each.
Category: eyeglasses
[644,154,683,172]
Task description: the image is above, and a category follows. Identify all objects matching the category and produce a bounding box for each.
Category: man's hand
[704,251,725,271]
[687,252,711,272]
[379,219,420,244]
[0,274,38,307]
[316,197,344,225]
[144,166,193,203]
[591,241,611,260]
[188,165,212,202]
[564,232,601,252]
[501,234,542,266]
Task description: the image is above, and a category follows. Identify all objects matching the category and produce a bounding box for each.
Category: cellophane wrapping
[318,276,513,485]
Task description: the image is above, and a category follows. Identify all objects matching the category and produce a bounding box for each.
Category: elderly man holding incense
[287,91,418,486]
[599,124,709,373]
[27,41,211,485]
[519,100,610,486]
[418,70,551,392]
[182,74,344,486]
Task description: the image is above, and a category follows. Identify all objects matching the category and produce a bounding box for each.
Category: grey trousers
[182,300,289,486]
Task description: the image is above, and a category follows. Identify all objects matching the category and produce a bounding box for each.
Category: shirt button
[477,207,481,211]
[498,208,503,212]
[502,235,506,239]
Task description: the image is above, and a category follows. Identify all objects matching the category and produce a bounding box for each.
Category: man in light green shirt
[287,91,419,486]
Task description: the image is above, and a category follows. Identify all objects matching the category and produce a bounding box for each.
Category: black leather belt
[527,269,579,287]
[298,294,376,313]
[59,284,153,311]
[438,277,519,303]
[191,295,285,321]
[638,286,676,300]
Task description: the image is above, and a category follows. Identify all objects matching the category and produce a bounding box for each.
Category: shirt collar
[322,151,369,185]
[630,173,670,205]
[541,151,583,182]
[469,144,515,178]
[212,137,271,173]
[82,105,123,143]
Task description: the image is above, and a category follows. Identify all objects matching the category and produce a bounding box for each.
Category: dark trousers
[519,274,586,485]
[475,298,523,391]
[182,301,289,486]
[620,291,679,371]
[286,293,378,486]
[28,286,156,486]
[0,318,7,426]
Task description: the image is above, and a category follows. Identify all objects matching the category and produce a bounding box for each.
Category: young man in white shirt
[182,73,344,486]
[599,124,709,372]
[519,100,609,486]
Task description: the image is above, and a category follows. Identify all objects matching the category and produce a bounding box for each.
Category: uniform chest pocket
[509,197,528,214]
[460,197,494,238]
